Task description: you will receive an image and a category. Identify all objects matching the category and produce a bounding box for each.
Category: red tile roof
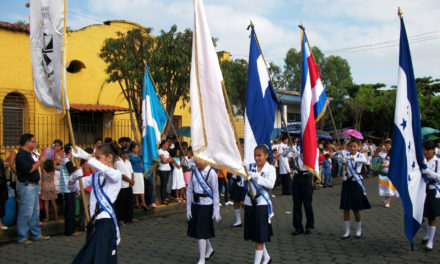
[0,21,30,34]
[70,104,128,112]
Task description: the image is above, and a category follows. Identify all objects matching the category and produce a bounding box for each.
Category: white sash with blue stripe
[246,163,274,223]
[346,155,366,195]
[193,167,213,199]
[92,172,120,249]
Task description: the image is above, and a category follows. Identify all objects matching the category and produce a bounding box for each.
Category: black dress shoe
[230,223,242,228]
[341,235,350,240]
[354,235,362,239]
[422,239,428,245]
[305,228,312,234]
[425,246,433,252]
[291,230,304,236]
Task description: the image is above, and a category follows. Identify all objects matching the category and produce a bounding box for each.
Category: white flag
[190,0,246,177]
[30,0,67,111]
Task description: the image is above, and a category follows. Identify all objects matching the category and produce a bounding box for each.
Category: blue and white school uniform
[339,152,371,211]
[423,156,440,218]
[70,158,122,264]
[244,162,276,243]
[230,174,246,202]
[186,165,219,239]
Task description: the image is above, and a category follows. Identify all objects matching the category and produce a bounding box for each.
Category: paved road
[0,176,438,263]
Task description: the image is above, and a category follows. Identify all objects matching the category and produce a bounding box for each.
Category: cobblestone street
[1,177,439,263]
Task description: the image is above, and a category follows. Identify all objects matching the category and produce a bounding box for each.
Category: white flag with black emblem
[30,0,67,112]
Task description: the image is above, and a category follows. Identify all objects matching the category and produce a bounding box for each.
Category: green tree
[99,25,193,141]
[220,58,248,117]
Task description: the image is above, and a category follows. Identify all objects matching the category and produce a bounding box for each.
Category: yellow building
[0,20,192,159]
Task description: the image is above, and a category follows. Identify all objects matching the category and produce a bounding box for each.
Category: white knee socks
[262,244,271,264]
[254,250,263,264]
[234,209,241,225]
[427,226,436,250]
[205,239,213,258]
[355,221,362,237]
[197,239,206,264]
[343,221,350,237]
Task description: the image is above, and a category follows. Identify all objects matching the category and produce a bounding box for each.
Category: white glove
[186,210,192,220]
[247,172,259,180]
[71,146,90,160]
[242,161,247,167]
[212,210,221,222]
[422,168,440,181]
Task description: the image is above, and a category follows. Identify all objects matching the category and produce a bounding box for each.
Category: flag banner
[30,0,66,111]
[300,29,321,177]
[142,67,167,178]
[190,0,246,177]
[388,15,426,249]
[244,26,278,164]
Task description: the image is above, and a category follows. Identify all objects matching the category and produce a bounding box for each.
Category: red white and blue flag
[300,29,327,176]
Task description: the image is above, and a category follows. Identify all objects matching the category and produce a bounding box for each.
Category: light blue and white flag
[243,25,279,164]
[388,13,426,249]
[142,66,167,178]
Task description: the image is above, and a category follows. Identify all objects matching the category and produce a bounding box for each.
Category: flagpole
[221,81,254,200]
[249,21,295,147]
[62,0,90,223]
[299,23,342,149]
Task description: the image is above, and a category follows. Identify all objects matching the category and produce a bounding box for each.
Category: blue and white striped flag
[142,67,167,178]
[243,25,278,164]
[388,13,426,249]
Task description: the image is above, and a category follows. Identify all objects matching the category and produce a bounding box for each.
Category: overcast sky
[2,0,440,87]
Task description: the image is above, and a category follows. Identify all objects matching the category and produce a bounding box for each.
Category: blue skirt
[244,205,273,243]
[72,218,117,264]
[187,204,215,239]
[424,188,440,218]
[230,178,246,202]
[339,181,371,211]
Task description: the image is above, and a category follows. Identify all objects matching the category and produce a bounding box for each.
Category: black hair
[64,143,73,154]
[281,135,289,141]
[254,144,270,155]
[118,137,125,144]
[95,138,102,144]
[104,137,112,143]
[85,148,93,154]
[384,139,392,145]
[129,141,139,152]
[166,136,172,140]
[348,138,361,146]
[19,133,34,146]
[187,146,192,152]
[169,147,179,158]
[423,140,436,150]
[97,142,120,162]
[159,139,167,148]
[53,139,63,146]
[43,159,55,173]
[125,137,131,142]
[324,153,331,159]
[182,141,188,148]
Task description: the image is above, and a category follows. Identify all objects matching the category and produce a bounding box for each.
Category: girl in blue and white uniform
[69,142,122,264]
[186,160,220,264]
[339,139,371,240]
[244,145,276,264]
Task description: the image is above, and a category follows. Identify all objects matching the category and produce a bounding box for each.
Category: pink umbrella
[343,129,364,140]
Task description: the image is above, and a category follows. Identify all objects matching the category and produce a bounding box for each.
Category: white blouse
[245,162,276,206]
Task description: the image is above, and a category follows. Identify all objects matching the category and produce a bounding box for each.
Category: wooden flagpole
[62,0,90,223]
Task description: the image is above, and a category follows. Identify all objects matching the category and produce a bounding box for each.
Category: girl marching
[340,139,371,240]
[378,140,399,208]
[186,160,220,264]
[244,145,276,264]
[420,140,440,251]
[69,142,122,264]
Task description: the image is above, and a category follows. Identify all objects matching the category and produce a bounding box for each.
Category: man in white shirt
[278,135,292,195]
[114,148,137,224]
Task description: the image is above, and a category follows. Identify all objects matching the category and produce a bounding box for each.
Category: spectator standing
[128,143,148,210]
[115,148,137,224]
[323,154,333,188]
[15,134,50,244]
[59,143,81,236]
[0,158,8,229]
[158,140,173,205]
[41,160,58,222]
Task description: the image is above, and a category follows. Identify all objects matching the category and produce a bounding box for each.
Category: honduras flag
[388,14,426,249]
[244,25,278,164]
[142,66,167,178]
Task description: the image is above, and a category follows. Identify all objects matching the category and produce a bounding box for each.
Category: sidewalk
[0,201,186,243]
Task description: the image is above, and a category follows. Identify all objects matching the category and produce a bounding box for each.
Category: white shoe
[225,201,233,206]
[219,203,222,207]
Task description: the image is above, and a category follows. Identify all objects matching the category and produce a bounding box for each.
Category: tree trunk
[127,99,141,146]
[162,101,177,140]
